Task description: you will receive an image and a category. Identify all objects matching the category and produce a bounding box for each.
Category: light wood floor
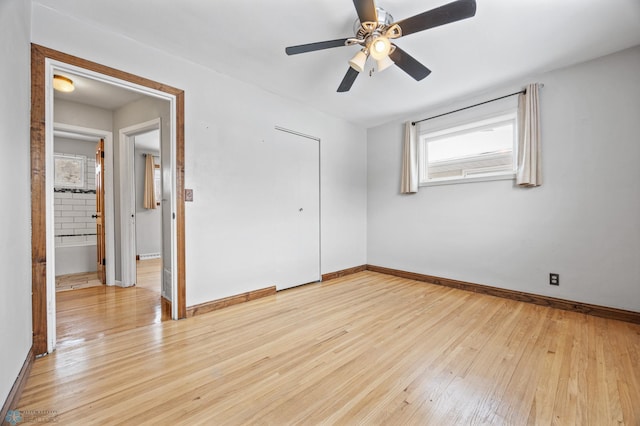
[21,271,640,424]
[55,259,167,350]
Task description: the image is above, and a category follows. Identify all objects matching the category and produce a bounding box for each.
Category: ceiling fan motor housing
[354,7,394,40]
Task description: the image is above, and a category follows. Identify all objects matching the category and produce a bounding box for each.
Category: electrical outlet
[185,189,193,202]
[550,273,559,286]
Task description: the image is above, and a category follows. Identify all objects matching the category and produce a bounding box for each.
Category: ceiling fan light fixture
[376,55,394,72]
[370,36,391,60]
[285,0,478,92]
[349,49,369,73]
[53,75,75,92]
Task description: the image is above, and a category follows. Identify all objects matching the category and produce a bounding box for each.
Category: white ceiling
[41,0,640,127]
[53,72,145,110]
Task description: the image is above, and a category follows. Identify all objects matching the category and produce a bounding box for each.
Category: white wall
[32,4,368,307]
[55,246,97,275]
[54,136,99,157]
[368,46,640,312]
[54,99,113,131]
[0,0,32,408]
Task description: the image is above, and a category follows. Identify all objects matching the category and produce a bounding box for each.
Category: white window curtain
[143,153,157,209]
[400,121,419,194]
[517,83,542,187]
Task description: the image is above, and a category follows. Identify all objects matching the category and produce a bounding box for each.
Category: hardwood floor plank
[54,259,166,350]
[18,271,640,424]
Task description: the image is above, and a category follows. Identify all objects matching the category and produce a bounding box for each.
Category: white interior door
[272,128,320,290]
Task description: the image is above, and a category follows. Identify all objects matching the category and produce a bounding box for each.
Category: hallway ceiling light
[53,75,75,92]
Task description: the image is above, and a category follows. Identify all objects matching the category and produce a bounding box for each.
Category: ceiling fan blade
[389,46,432,81]
[337,67,360,92]
[285,38,350,55]
[353,0,378,24]
[393,0,477,37]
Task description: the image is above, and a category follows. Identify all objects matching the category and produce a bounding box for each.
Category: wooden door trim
[96,139,106,284]
[31,44,186,355]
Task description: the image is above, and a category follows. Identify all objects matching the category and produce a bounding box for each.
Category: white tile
[73,205,95,211]
[74,216,94,223]
[61,210,84,217]
[73,193,94,200]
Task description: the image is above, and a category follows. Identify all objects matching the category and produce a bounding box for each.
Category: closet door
[272,129,320,290]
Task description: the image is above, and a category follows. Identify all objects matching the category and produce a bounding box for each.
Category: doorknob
[91,214,98,218]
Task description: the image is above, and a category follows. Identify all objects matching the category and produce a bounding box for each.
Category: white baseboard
[139,253,161,260]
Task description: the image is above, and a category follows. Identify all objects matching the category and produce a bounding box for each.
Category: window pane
[428,123,514,162]
[420,113,517,183]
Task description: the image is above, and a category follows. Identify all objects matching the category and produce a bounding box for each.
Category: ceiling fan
[285,0,477,92]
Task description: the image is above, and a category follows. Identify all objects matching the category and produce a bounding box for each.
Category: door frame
[31,44,186,355]
[119,119,161,287]
[53,123,116,286]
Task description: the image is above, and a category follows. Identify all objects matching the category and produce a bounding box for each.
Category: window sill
[419,173,516,187]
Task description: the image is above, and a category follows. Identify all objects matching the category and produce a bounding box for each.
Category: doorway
[132,128,163,297]
[30,44,186,356]
[52,124,115,286]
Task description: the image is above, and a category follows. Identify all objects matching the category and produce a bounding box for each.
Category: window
[419,111,517,185]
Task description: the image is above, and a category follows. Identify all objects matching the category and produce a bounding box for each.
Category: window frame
[418,109,519,187]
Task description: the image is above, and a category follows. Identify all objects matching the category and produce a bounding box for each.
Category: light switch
[185,189,193,202]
